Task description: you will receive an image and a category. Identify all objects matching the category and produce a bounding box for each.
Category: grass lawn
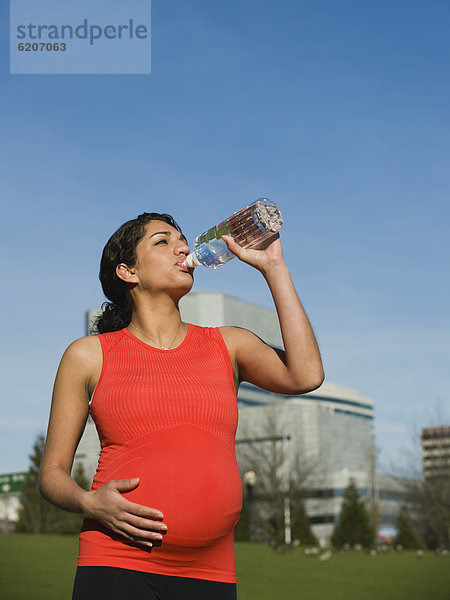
[1,535,449,600]
[236,543,450,600]
[0,534,79,600]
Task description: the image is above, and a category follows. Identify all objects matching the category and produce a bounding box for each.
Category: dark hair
[95,212,183,334]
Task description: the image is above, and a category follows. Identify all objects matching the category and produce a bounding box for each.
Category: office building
[421,426,450,480]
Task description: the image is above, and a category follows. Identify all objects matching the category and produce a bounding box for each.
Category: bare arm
[220,235,324,395]
[39,336,167,548]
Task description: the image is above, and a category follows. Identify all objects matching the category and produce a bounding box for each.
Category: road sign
[0,472,27,494]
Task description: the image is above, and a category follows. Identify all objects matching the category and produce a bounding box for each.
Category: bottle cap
[184,253,200,268]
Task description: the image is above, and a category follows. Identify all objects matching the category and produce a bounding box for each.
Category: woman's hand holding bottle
[222,234,286,277]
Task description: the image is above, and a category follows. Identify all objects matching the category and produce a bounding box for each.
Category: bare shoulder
[57,336,103,392]
[219,325,264,342]
[218,326,261,353]
[62,335,102,364]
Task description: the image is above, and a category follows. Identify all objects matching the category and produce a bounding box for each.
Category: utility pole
[367,444,380,534]
[282,434,291,546]
[237,434,292,546]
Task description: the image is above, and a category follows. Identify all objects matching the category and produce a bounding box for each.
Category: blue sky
[1,0,449,475]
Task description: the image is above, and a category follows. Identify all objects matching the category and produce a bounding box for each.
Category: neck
[129,295,182,337]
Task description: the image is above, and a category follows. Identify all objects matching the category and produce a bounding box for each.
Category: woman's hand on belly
[81,477,168,549]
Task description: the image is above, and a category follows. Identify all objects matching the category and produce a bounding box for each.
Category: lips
[175,259,190,273]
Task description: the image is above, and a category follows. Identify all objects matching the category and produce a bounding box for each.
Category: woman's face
[120,220,194,296]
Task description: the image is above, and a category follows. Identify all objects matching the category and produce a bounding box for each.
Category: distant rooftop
[421,426,450,440]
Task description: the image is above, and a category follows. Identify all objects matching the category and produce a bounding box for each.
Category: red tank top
[77,325,242,583]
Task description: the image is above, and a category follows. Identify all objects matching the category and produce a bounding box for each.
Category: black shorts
[72,566,237,600]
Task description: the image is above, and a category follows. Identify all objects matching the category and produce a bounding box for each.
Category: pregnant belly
[93,425,242,547]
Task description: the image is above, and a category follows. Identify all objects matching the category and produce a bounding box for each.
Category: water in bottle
[184,198,283,269]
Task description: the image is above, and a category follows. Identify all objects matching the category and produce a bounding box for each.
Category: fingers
[126,513,168,536]
[120,530,153,548]
[222,235,248,261]
[117,529,154,550]
[104,479,166,523]
[126,498,164,521]
[107,511,167,550]
[111,494,167,539]
[127,522,166,542]
[120,521,166,548]
[222,235,240,252]
[113,477,141,493]
[222,234,285,273]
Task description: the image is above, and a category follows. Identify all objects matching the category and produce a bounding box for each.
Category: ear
[116,263,139,284]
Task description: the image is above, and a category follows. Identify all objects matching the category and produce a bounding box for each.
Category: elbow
[308,369,325,392]
[305,361,325,392]
[37,464,56,502]
[290,368,325,396]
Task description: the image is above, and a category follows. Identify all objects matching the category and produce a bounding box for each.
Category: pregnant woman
[39,211,324,600]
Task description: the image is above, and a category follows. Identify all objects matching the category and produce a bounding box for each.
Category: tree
[403,475,450,549]
[15,433,89,534]
[236,405,319,547]
[391,414,450,550]
[289,495,318,546]
[394,506,426,549]
[331,478,375,548]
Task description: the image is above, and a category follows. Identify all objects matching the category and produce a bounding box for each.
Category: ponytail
[94,301,132,334]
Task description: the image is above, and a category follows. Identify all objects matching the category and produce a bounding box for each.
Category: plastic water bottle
[184,198,283,269]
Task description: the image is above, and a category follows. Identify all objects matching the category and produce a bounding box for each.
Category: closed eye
[155,239,168,245]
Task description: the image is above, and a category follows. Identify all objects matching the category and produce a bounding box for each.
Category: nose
[175,237,190,256]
